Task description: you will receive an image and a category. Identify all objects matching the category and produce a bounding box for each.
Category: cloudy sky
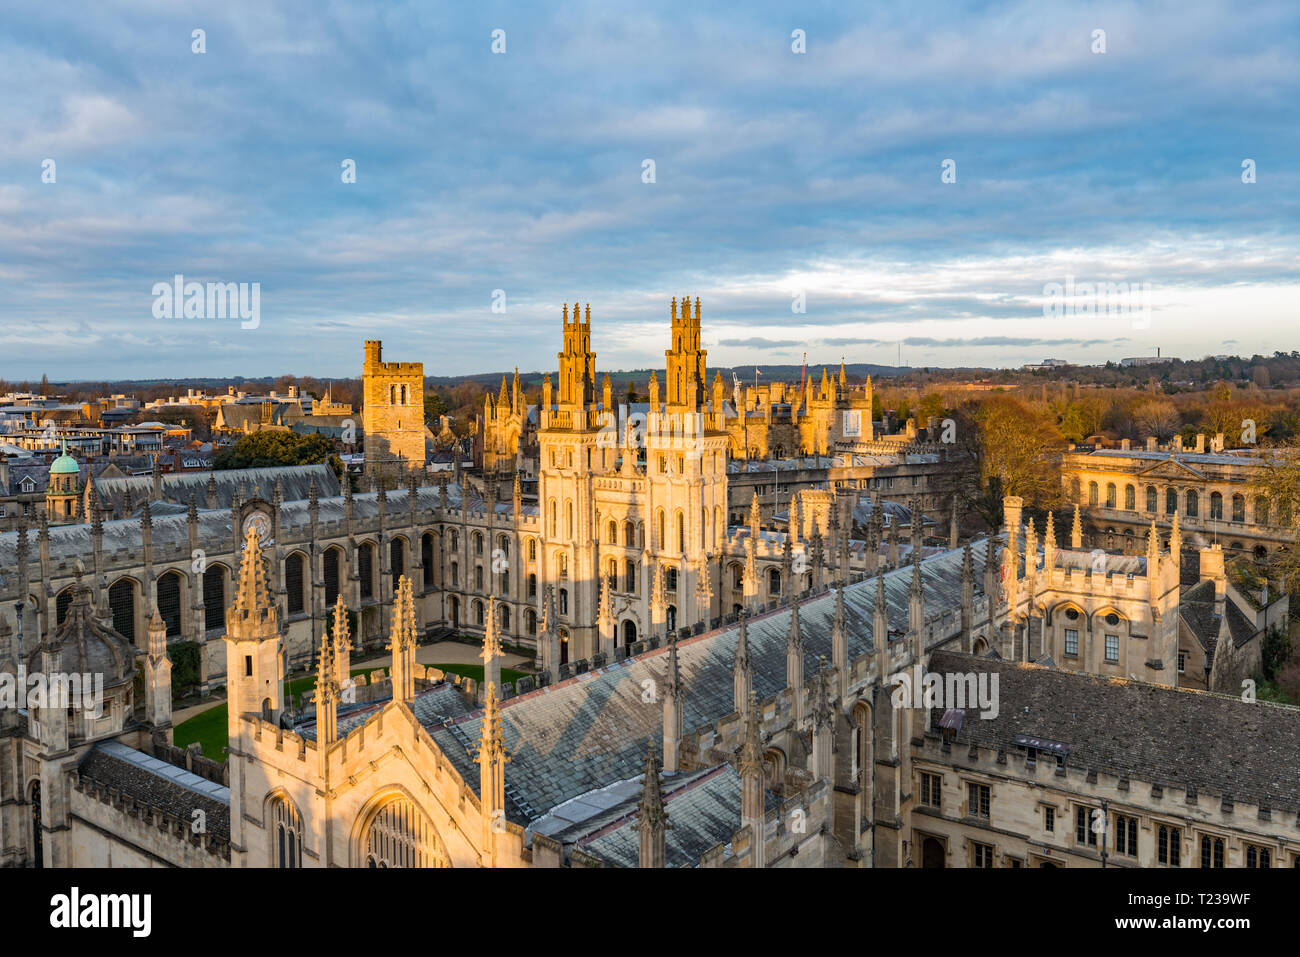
[2,1,1297,381]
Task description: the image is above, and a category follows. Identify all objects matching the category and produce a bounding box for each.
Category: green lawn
[174,663,529,761]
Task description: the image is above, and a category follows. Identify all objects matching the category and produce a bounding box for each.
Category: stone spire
[230,526,276,638]
[781,530,793,601]
[1043,511,1057,572]
[873,570,889,677]
[144,602,172,735]
[786,593,804,724]
[390,576,417,703]
[331,593,352,690]
[789,493,801,544]
[1169,511,1182,561]
[476,680,510,866]
[663,635,684,773]
[315,615,339,753]
[1071,503,1083,549]
[909,555,925,659]
[634,740,669,869]
[831,582,848,701]
[733,611,752,716]
[650,560,668,637]
[512,472,522,515]
[960,543,974,652]
[810,657,834,781]
[738,691,766,868]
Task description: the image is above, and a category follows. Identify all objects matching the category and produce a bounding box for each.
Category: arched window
[360,796,448,868]
[731,563,743,589]
[657,510,665,549]
[271,796,303,868]
[528,573,537,599]
[284,554,305,615]
[390,539,404,592]
[622,619,637,645]
[1124,485,1135,510]
[473,533,483,556]
[1146,485,1157,512]
[625,559,636,593]
[450,530,459,551]
[1209,491,1223,520]
[1232,494,1245,523]
[558,553,568,578]
[549,500,557,537]
[676,510,685,553]
[1088,482,1098,506]
[1255,496,1270,525]
[500,604,511,631]
[474,600,484,626]
[475,565,484,592]
[1166,487,1178,515]
[1186,490,1199,517]
[1105,483,1116,508]
[528,538,537,561]
[56,588,74,626]
[325,548,341,605]
[624,521,635,547]
[203,566,224,631]
[358,543,375,600]
[768,568,781,595]
[566,500,573,538]
[450,561,459,587]
[422,534,435,587]
[608,520,617,544]
[666,567,678,592]
[666,605,677,632]
[559,589,569,615]
[157,572,182,635]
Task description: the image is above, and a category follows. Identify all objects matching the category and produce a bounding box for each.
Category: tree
[424,392,450,429]
[973,396,1065,520]
[1131,397,1179,441]
[214,430,340,475]
[1252,448,1300,592]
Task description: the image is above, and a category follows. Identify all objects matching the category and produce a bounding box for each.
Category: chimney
[1146,436,1157,451]
[1200,545,1226,609]
[1195,434,1205,453]
[1120,438,1130,451]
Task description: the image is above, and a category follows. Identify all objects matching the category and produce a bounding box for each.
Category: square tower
[362,340,425,480]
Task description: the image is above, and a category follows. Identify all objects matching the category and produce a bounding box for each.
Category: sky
[1,0,1298,381]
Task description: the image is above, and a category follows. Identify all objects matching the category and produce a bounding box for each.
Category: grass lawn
[174,663,529,761]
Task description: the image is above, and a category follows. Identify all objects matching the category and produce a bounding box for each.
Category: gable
[1136,457,1206,482]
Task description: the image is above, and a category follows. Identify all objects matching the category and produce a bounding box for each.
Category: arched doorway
[922,836,945,869]
[622,619,637,646]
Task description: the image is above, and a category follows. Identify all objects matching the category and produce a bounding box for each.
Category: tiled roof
[928,650,1300,816]
[426,541,987,825]
[77,740,231,841]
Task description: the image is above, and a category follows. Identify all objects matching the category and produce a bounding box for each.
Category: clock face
[242,511,272,547]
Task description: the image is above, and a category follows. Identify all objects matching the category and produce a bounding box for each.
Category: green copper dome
[50,440,80,474]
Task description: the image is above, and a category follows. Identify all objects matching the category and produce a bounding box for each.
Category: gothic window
[158,573,183,634]
[666,567,678,592]
[526,609,537,635]
[657,510,665,549]
[203,566,225,631]
[325,548,340,605]
[608,521,617,544]
[358,544,374,600]
[676,510,685,553]
[1124,484,1135,510]
[559,553,568,578]
[450,562,459,587]
[498,536,509,558]
[559,589,568,615]
[390,539,404,591]
[422,535,434,587]
[625,560,636,594]
[1186,489,1199,517]
[666,605,677,632]
[732,564,743,589]
[1146,485,1157,512]
[528,538,537,561]
[624,522,635,547]
[55,588,74,626]
[1232,494,1245,523]
[271,796,303,868]
[1115,814,1138,857]
[361,796,449,868]
[474,600,484,626]
[1105,483,1116,508]
[475,565,484,592]
[549,500,557,537]
[474,533,483,556]
[768,568,781,595]
[622,619,637,645]
[500,604,510,630]
[1245,845,1271,868]
[450,530,459,551]
[528,573,537,599]
[1200,835,1225,868]
[1209,491,1223,520]
[1157,825,1180,865]
[1088,482,1098,506]
[284,554,305,615]
[1166,487,1178,515]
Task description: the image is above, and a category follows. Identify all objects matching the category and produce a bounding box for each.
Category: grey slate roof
[928,650,1300,816]
[91,464,339,516]
[425,540,987,826]
[1180,580,1220,654]
[77,740,231,841]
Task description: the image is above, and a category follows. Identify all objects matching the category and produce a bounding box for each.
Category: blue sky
[2,0,1297,380]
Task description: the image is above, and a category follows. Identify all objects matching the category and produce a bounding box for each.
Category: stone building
[362,339,426,481]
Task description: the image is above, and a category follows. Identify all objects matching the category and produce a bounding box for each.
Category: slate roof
[1084,448,1263,468]
[425,540,987,826]
[928,650,1300,816]
[77,740,231,841]
[1225,601,1258,648]
[1179,580,1220,654]
[571,764,781,868]
[91,464,339,516]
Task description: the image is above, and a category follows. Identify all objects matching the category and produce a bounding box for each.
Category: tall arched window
[157,572,183,635]
[657,510,665,549]
[608,520,617,544]
[566,500,574,538]
[1105,483,1117,508]
[528,538,537,561]
[549,500,557,537]
[1124,485,1135,511]
[1146,485,1157,512]
[624,521,635,547]
[271,796,303,868]
[676,510,685,553]
[1088,482,1098,506]
[422,534,435,587]
[1209,491,1223,520]
[1166,487,1178,515]
[360,796,449,868]
[203,566,225,631]
[390,539,404,592]
[1186,490,1199,517]
[284,554,305,615]
[358,543,375,599]
[559,589,569,615]
[1256,496,1270,525]
[768,568,781,595]
[324,548,341,605]
[1232,494,1245,523]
